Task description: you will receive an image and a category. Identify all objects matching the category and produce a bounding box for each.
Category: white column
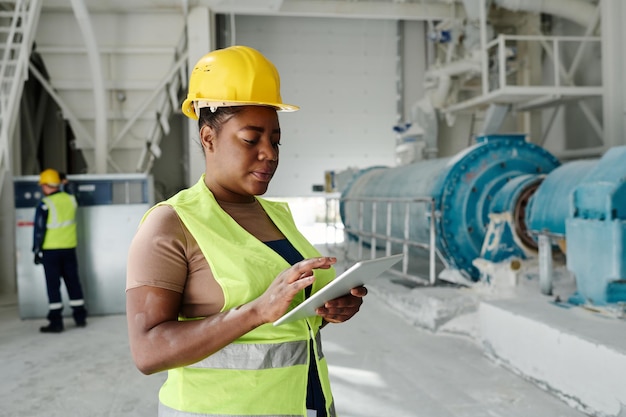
[601,0,626,147]
[185,7,215,186]
[71,0,108,173]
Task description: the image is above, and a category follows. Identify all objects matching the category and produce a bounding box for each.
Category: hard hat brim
[182,99,299,120]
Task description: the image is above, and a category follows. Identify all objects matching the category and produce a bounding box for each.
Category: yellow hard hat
[181,45,299,120]
[39,168,61,186]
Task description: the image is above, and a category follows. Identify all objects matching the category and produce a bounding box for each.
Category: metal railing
[0,0,41,198]
[446,32,603,119]
[485,34,602,93]
[324,195,440,285]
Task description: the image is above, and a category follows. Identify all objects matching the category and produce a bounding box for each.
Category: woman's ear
[200,125,215,152]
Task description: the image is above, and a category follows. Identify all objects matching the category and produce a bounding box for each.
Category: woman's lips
[252,170,274,182]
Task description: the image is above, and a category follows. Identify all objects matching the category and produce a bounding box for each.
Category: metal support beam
[70,0,108,173]
[208,0,464,21]
[185,6,214,186]
[601,0,626,147]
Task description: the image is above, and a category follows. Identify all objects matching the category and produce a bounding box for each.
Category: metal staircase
[126,32,188,175]
[0,0,40,199]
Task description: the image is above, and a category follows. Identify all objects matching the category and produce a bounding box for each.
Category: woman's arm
[126,256,336,375]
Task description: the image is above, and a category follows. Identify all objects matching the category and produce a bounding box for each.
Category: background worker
[126,45,367,417]
[33,168,87,333]
[58,171,73,194]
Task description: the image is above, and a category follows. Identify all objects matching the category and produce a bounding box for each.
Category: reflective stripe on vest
[159,402,326,417]
[188,339,308,370]
[42,192,78,249]
[151,176,336,417]
[188,332,325,370]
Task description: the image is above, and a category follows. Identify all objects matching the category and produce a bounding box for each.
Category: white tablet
[273,254,403,326]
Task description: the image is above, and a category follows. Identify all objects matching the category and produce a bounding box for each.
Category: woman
[126,45,367,417]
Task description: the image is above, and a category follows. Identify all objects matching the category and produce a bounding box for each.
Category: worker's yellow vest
[42,192,78,250]
[152,176,336,417]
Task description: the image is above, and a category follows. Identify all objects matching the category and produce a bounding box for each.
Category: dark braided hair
[198,106,245,134]
[196,106,245,154]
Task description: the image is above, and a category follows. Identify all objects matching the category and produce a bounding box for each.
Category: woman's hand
[253,257,337,324]
[316,286,368,324]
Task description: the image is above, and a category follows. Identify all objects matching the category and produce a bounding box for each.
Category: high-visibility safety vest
[42,192,78,250]
[150,176,337,417]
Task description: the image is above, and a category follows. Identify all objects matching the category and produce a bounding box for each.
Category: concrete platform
[365,260,626,417]
[480,298,626,417]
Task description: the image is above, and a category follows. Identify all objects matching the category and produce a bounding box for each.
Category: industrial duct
[493,0,598,28]
[424,54,483,108]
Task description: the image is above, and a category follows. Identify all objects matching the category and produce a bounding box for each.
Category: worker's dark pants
[41,248,87,324]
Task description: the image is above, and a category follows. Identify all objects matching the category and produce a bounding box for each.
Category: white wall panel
[233,15,399,197]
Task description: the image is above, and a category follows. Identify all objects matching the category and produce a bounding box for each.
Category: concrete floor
[0,282,588,417]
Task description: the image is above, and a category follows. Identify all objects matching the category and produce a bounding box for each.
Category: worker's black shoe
[42,309,64,333]
[72,306,87,328]
[40,323,64,333]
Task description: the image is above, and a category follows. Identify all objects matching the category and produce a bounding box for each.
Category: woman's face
[202,106,281,203]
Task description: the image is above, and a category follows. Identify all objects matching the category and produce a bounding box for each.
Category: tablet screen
[273,254,403,326]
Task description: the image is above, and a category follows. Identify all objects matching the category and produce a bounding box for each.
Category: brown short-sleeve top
[126,201,285,318]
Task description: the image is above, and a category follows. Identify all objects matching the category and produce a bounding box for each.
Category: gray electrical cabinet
[14,174,154,319]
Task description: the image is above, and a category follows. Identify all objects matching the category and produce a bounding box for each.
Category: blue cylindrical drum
[340,134,560,280]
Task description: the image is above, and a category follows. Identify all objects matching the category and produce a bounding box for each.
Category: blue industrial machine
[340,134,560,281]
[484,160,598,263]
[521,150,626,305]
[564,147,626,305]
[340,134,626,306]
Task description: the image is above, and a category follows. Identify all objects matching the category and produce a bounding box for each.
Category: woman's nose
[259,142,278,161]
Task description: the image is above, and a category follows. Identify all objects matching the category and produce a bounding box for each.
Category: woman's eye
[273,142,281,148]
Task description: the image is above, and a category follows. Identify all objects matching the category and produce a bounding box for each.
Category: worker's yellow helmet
[38,168,61,186]
[181,45,299,120]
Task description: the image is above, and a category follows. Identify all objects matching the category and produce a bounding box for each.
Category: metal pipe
[480,0,488,95]
[371,201,377,259]
[498,34,506,90]
[538,234,553,295]
[553,145,607,160]
[403,201,410,275]
[429,198,436,285]
[385,202,392,256]
[494,0,598,28]
[358,201,364,260]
